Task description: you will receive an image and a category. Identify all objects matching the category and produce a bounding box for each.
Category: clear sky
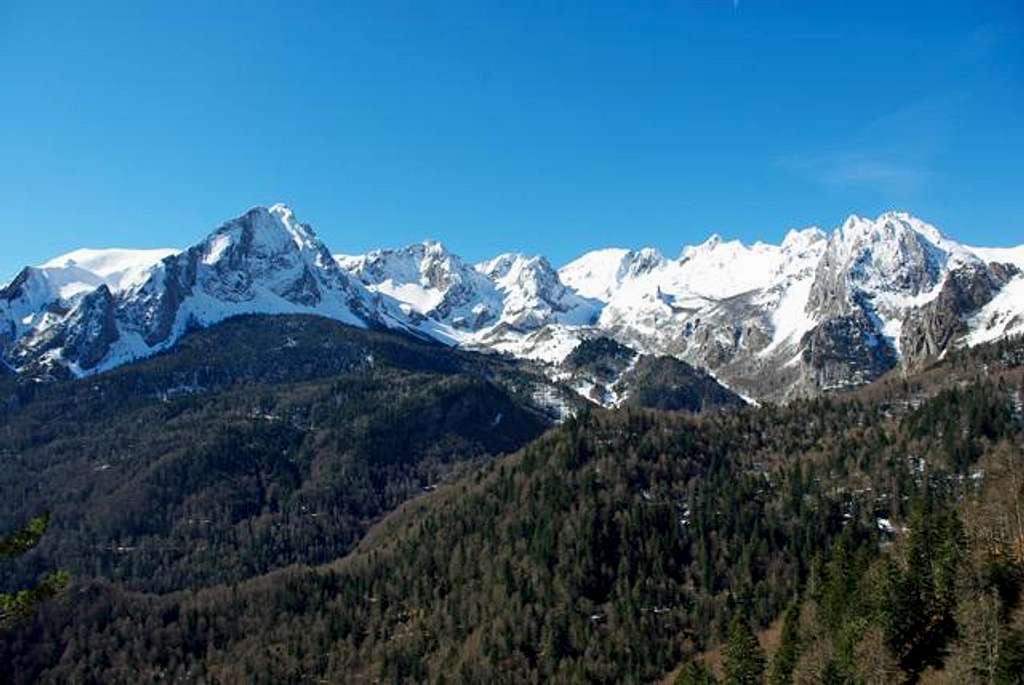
[1,1,1022,281]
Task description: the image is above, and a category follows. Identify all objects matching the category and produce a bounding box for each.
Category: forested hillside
[0,315,572,595]
[3,334,1021,683]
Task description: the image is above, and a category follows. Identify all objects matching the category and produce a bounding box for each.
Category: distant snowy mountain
[476,252,600,331]
[2,205,395,377]
[554,212,1021,400]
[339,241,600,359]
[41,248,180,293]
[0,248,176,343]
[969,245,1024,270]
[2,205,1021,402]
[337,240,503,341]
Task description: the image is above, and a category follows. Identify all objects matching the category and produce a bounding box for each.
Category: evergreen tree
[767,601,800,685]
[676,659,718,685]
[996,629,1024,685]
[0,513,68,628]
[723,614,766,685]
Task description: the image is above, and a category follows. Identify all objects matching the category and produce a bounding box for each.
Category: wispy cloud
[779,152,936,195]
[778,96,960,198]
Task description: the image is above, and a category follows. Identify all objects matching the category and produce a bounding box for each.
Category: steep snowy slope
[338,240,503,342]
[966,277,1024,345]
[0,266,85,345]
[3,205,388,376]
[338,243,600,358]
[1,248,177,348]
[963,245,1024,347]
[477,253,599,330]
[559,247,665,300]
[41,247,179,293]
[971,245,1024,269]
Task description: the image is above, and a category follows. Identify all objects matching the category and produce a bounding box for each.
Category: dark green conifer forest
[1,318,1022,684]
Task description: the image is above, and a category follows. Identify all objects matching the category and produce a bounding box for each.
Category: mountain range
[2,205,1023,683]
[3,204,1022,402]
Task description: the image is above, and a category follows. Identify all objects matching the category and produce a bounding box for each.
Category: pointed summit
[681,233,725,260]
[782,226,826,252]
[3,204,383,376]
[201,204,327,267]
[702,233,723,248]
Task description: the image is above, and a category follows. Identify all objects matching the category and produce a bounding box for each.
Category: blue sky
[1,1,1021,280]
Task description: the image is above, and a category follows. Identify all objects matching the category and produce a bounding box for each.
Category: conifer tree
[0,513,69,628]
[723,614,766,685]
[768,601,801,685]
[675,659,718,685]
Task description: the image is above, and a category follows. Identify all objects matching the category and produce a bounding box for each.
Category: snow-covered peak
[354,240,473,288]
[1,247,180,345]
[480,252,598,332]
[484,253,572,309]
[837,212,911,254]
[421,239,447,257]
[27,263,104,300]
[40,247,178,294]
[559,248,666,302]
[340,239,497,322]
[558,248,631,300]
[479,252,557,287]
[876,211,945,245]
[675,236,782,298]
[337,243,598,349]
[839,213,874,239]
[680,233,729,260]
[563,231,823,307]
[268,203,321,251]
[41,247,178,277]
[836,212,904,250]
[200,205,328,268]
[834,212,973,260]
[0,267,73,341]
[628,248,667,274]
[970,245,1024,270]
[822,211,980,300]
[781,226,827,253]
[14,204,380,375]
[347,240,464,284]
[477,252,530,281]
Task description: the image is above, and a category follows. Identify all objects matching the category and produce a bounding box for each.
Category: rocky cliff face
[900,262,1020,368]
[799,310,899,392]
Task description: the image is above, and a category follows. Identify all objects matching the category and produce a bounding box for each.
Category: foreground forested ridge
[0,315,579,595]
[2,331,1022,683]
[0,315,741,598]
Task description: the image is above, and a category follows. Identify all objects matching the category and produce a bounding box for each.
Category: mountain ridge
[3,204,1021,402]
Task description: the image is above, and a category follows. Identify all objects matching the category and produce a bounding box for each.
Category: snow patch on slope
[676,235,781,298]
[970,245,1024,270]
[965,276,1024,346]
[41,247,179,292]
[760,277,816,356]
